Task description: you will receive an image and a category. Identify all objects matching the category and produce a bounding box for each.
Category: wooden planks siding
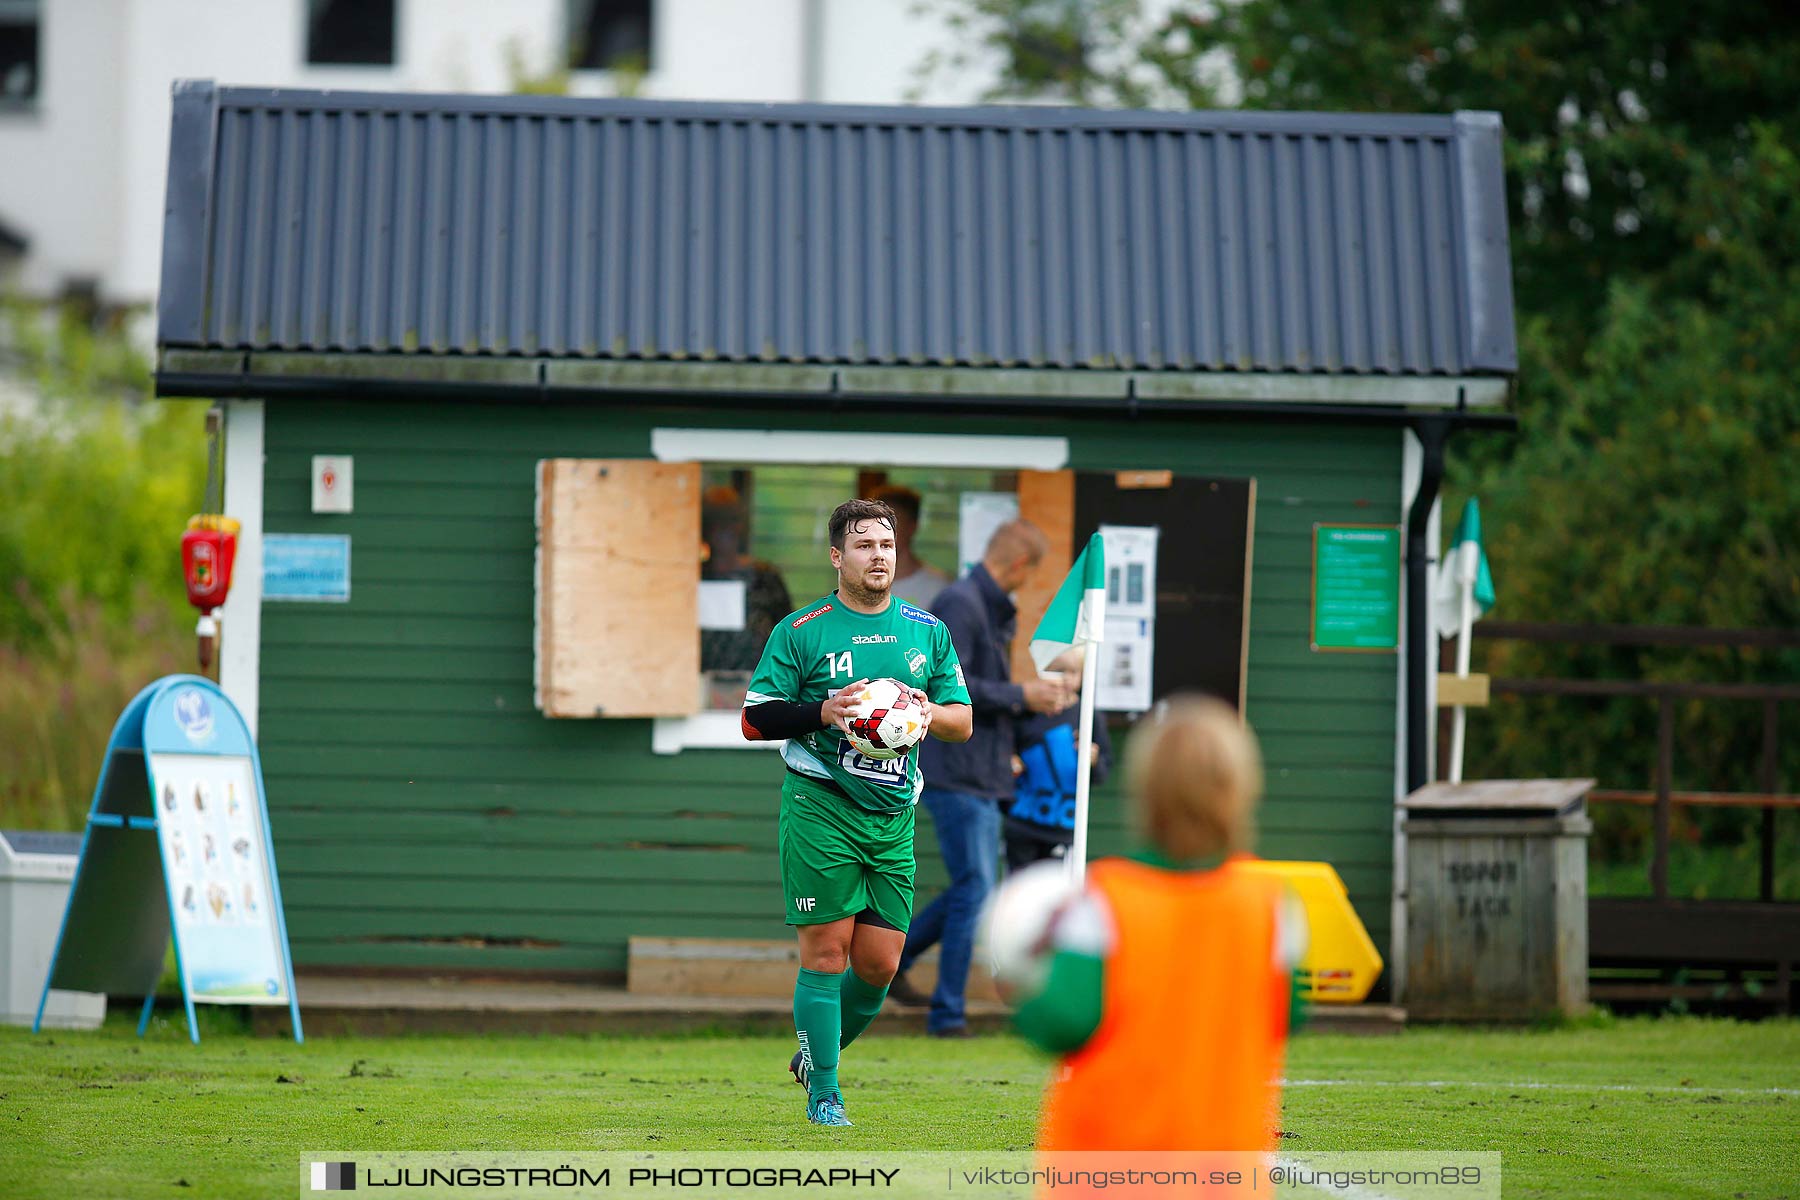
[258,401,1402,978]
[1067,415,1404,963]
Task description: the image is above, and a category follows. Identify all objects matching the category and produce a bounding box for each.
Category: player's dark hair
[829,498,896,551]
[868,484,922,522]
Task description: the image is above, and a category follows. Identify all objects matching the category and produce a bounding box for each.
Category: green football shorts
[778,774,916,929]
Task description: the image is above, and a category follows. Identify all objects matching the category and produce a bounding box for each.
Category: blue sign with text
[264,533,350,602]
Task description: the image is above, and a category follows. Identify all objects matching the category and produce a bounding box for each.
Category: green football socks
[793,968,841,1102]
[838,968,890,1050]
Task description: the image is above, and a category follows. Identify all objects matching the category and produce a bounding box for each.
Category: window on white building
[0,0,39,107]
[566,0,652,72]
[306,0,396,67]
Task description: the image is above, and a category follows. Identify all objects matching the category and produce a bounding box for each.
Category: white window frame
[650,427,1070,753]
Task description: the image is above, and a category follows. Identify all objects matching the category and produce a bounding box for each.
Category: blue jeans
[900,785,1000,1033]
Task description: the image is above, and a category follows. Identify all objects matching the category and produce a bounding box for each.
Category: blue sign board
[37,676,303,1044]
[264,533,350,602]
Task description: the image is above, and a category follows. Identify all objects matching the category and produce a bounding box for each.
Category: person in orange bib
[1010,695,1308,1155]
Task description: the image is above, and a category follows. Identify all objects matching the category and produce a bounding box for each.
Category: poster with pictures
[146,752,288,1004]
[1098,616,1155,713]
[1096,525,1160,712]
[1099,524,1159,619]
[958,492,1020,577]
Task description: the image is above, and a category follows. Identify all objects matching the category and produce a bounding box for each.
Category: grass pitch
[0,1009,1794,1199]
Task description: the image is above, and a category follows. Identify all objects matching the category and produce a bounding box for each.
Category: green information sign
[1312,524,1401,652]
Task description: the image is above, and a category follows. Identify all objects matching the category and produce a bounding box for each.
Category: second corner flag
[1432,498,1497,638]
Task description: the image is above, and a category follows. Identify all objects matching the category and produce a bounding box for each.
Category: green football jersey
[746,592,971,812]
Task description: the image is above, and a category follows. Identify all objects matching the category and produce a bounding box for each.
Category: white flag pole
[1069,635,1100,884]
[1447,543,1476,783]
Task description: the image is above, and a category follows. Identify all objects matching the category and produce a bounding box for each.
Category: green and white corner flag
[1030,532,1107,882]
[1432,498,1497,639]
[1029,532,1107,671]
[1436,498,1498,784]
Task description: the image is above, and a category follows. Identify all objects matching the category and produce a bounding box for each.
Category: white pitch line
[1284,1078,1800,1097]
[1271,1156,1407,1200]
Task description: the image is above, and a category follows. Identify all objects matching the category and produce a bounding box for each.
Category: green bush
[0,301,207,829]
[0,591,191,830]
[1,306,206,649]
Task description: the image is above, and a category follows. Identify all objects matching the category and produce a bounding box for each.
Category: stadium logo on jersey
[897,602,937,626]
[906,649,927,678]
[791,603,834,628]
[851,634,896,645]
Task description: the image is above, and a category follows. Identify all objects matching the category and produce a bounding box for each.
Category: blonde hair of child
[1127,694,1264,862]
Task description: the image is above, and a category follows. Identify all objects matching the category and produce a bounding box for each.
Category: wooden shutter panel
[535,459,701,718]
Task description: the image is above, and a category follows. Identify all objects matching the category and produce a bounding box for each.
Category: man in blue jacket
[890,519,1070,1036]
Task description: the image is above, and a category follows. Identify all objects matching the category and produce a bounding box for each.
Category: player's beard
[840,563,892,608]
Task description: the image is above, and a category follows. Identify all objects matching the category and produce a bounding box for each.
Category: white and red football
[842,677,927,760]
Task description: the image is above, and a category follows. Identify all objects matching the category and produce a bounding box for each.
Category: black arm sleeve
[742,699,826,741]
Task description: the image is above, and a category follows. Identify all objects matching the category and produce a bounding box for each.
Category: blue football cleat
[806,1090,852,1127]
[789,1050,809,1090]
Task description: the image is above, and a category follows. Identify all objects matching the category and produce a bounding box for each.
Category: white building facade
[0,0,989,308]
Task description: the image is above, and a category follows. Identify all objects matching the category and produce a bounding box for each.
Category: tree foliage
[0,302,206,828]
[923,1,1800,338]
[0,303,206,648]
[1469,120,1799,808]
[923,2,1800,821]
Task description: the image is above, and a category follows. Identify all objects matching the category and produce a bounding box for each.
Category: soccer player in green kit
[741,497,973,1127]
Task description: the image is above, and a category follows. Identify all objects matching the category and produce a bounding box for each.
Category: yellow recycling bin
[1237,859,1384,1003]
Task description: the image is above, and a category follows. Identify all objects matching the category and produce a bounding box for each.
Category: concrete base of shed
[626,937,1006,1004]
[248,973,1405,1038]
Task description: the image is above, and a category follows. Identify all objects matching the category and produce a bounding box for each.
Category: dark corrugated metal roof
[157,82,1515,377]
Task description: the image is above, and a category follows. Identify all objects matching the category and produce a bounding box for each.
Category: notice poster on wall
[1312,524,1402,652]
[1100,524,1159,619]
[263,533,351,602]
[697,580,748,631]
[958,492,1019,577]
[144,752,288,1003]
[1098,616,1155,713]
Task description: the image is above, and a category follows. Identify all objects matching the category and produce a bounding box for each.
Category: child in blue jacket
[1003,655,1113,873]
